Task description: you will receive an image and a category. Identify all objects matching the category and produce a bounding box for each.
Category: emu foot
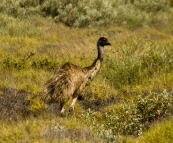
[60,108,66,117]
[60,112,66,117]
[69,107,74,113]
[68,107,74,116]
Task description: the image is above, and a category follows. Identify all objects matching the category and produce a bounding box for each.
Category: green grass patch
[137,119,173,143]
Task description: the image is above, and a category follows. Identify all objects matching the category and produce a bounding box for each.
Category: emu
[43,37,111,114]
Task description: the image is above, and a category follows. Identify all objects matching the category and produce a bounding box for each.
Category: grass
[0,0,173,142]
[0,117,102,143]
[140,119,173,143]
[128,118,173,143]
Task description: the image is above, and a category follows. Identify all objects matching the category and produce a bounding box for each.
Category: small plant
[79,109,117,142]
[32,58,57,71]
[28,96,47,116]
[136,90,173,123]
[19,0,41,7]
[2,52,35,70]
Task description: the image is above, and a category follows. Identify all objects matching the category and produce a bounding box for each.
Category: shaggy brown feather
[43,63,87,103]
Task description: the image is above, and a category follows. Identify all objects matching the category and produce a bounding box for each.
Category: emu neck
[97,44,104,61]
[85,59,102,84]
[84,44,104,84]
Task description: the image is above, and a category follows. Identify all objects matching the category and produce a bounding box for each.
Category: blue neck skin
[97,43,104,60]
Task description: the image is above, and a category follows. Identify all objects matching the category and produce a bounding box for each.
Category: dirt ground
[0,88,117,121]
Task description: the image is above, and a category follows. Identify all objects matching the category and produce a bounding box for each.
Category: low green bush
[79,90,173,141]
[41,0,117,27]
[105,90,173,136]
[103,41,173,89]
[2,52,35,70]
[2,52,58,71]
[19,0,41,7]
[32,58,57,71]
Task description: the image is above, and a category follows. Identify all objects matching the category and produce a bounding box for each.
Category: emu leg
[69,96,78,112]
[60,102,65,114]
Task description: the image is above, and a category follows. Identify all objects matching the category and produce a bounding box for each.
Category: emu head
[97,37,111,47]
[97,37,111,60]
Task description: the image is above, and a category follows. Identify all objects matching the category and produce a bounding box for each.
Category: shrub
[2,52,35,70]
[32,58,57,71]
[27,96,47,116]
[79,109,117,142]
[0,0,41,19]
[79,90,173,139]
[104,90,173,136]
[41,0,117,27]
[0,0,20,17]
[103,41,173,89]
[0,0,172,29]
[19,0,41,7]
[115,5,145,29]
[135,0,167,13]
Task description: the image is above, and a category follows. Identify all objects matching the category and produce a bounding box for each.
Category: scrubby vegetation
[0,0,173,142]
[79,90,173,142]
[1,0,173,30]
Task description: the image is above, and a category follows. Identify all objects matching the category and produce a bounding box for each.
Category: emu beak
[106,42,111,46]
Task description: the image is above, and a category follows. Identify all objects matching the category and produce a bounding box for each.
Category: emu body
[43,37,111,114]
